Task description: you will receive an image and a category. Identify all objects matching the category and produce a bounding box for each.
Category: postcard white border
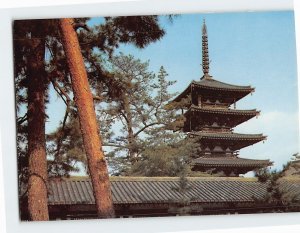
[0,0,300,233]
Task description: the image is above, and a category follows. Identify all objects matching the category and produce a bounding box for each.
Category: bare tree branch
[133,122,162,138]
[50,77,71,107]
[73,22,90,32]
[93,95,103,101]
[102,143,128,149]
[48,77,72,163]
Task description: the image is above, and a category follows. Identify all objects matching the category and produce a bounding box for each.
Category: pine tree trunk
[27,33,49,221]
[59,18,115,218]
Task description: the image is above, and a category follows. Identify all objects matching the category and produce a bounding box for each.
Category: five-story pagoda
[173,20,272,176]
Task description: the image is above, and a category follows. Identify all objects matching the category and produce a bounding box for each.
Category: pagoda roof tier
[189,105,259,115]
[189,132,266,150]
[190,132,266,140]
[196,77,254,91]
[173,78,254,103]
[183,106,259,131]
[192,157,272,169]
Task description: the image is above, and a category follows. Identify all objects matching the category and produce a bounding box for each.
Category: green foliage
[47,113,87,177]
[254,153,300,211]
[287,153,300,176]
[80,16,173,101]
[255,167,281,183]
[78,16,166,57]
[280,153,300,176]
[49,53,198,177]
[14,16,172,180]
[44,53,203,178]
[95,54,185,175]
[292,152,300,160]
[255,168,283,205]
[129,137,198,177]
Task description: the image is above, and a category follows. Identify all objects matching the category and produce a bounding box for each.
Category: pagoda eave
[172,79,255,103]
[192,157,272,168]
[189,132,266,150]
[183,107,260,132]
[191,157,272,175]
[189,132,267,141]
[191,79,254,92]
[188,105,259,116]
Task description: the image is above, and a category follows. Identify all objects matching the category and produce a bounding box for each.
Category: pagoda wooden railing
[201,103,229,109]
[200,127,232,133]
[199,152,239,157]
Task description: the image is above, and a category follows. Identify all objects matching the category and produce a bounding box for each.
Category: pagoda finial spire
[202,19,210,77]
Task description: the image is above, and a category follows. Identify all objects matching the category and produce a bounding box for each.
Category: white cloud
[235,111,300,170]
[236,111,299,134]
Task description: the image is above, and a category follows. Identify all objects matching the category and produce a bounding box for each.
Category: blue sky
[46,11,299,173]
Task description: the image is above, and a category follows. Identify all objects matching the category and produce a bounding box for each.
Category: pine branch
[119,110,129,124]
[50,78,71,107]
[49,78,72,164]
[17,113,28,125]
[93,95,103,101]
[133,121,161,138]
[53,106,70,163]
[73,22,90,32]
[102,143,128,149]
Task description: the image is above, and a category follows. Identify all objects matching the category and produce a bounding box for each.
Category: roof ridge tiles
[52,176,259,182]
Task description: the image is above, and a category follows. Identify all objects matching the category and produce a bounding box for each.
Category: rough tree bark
[59,18,115,218]
[27,30,49,221]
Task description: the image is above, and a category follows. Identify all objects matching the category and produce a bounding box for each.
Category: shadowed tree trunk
[27,30,49,221]
[59,18,115,218]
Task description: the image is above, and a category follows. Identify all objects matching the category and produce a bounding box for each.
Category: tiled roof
[189,132,266,140]
[173,78,254,102]
[192,157,272,168]
[48,177,269,205]
[279,179,300,201]
[192,78,254,91]
[47,177,300,206]
[188,105,259,116]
